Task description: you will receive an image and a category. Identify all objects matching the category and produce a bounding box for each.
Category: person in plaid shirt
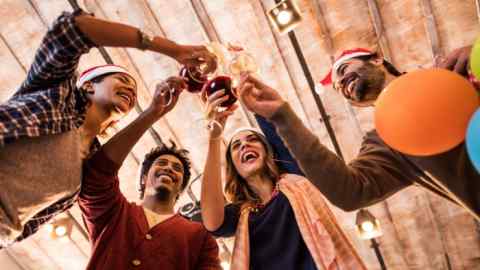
[0,9,216,247]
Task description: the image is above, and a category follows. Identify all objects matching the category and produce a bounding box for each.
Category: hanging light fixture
[44,217,73,240]
[355,208,383,239]
[355,209,387,270]
[267,0,302,35]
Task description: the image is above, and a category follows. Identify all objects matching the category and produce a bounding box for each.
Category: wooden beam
[365,0,393,62]
[3,249,29,270]
[312,0,334,63]
[420,0,441,59]
[253,0,315,131]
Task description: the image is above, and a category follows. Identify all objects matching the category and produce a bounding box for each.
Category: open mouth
[118,92,134,108]
[154,172,177,185]
[241,150,259,164]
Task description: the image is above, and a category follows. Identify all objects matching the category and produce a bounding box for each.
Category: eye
[231,142,240,151]
[157,160,168,166]
[172,163,183,173]
[338,63,348,76]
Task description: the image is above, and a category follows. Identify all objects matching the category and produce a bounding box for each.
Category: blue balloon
[466,108,480,173]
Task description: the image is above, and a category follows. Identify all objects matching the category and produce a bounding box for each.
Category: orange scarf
[230,174,367,270]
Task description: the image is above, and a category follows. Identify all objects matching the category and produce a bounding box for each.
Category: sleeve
[209,204,240,237]
[269,103,418,211]
[255,114,304,176]
[15,10,96,96]
[78,147,127,240]
[196,232,221,270]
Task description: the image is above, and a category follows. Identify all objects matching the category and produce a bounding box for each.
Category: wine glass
[200,43,258,108]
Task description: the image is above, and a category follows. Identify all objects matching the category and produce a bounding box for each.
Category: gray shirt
[0,130,82,245]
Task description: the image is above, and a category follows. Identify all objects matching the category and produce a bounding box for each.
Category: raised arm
[238,74,418,211]
[79,77,185,238]
[17,10,215,95]
[200,91,237,231]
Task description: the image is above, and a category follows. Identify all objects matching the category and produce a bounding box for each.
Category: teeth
[119,93,131,105]
[242,151,258,163]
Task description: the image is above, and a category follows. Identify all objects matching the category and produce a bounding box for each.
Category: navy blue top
[254,115,304,176]
[210,115,316,269]
[211,192,317,270]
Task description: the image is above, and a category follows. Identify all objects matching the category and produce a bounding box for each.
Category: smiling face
[143,154,185,201]
[331,57,386,107]
[86,73,137,120]
[229,130,268,180]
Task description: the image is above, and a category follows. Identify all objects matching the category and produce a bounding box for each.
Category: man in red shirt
[79,76,220,270]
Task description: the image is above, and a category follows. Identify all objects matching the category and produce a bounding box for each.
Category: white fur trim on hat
[332,51,373,75]
[76,64,135,88]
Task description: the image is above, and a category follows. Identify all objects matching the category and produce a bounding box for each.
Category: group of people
[0,8,478,270]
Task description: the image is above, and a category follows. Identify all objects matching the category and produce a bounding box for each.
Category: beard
[351,63,386,104]
[153,186,172,202]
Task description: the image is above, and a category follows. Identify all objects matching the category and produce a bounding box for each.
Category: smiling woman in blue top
[199,90,366,270]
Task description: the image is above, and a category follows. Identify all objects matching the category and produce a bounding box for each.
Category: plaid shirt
[0,10,100,247]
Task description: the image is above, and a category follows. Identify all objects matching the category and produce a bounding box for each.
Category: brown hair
[224,131,280,205]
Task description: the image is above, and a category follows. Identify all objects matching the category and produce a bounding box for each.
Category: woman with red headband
[0,9,216,247]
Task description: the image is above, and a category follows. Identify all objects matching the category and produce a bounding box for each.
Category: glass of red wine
[179,66,208,93]
[201,75,238,108]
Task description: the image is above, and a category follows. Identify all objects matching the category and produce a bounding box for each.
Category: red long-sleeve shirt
[79,149,220,270]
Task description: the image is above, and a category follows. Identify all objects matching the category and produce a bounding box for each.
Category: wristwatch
[138,30,154,51]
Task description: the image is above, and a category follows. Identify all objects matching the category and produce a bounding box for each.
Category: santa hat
[320,48,374,86]
[76,64,135,88]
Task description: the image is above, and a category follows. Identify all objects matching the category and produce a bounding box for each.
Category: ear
[83,81,95,94]
[140,175,147,188]
[371,49,385,66]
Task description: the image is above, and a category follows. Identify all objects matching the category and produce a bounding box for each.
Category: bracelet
[138,30,154,51]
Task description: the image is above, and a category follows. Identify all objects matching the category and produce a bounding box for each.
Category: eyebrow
[155,158,183,168]
[337,63,347,75]
[116,74,136,88]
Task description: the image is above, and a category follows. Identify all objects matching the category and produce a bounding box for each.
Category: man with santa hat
[239,46,480,221]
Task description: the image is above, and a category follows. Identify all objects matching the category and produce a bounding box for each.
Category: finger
[439,56,458,70]
[453,54,469,76]
[207,89,226,103]
[210,95,229,109]
[238,82,254,98]
[245,74,269,90]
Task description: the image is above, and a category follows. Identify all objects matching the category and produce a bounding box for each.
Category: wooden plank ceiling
[1,0,480,269]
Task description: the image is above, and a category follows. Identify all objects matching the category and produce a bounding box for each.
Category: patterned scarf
[230,174,367,270]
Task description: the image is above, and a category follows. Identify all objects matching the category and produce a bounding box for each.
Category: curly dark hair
[139,140,192,199]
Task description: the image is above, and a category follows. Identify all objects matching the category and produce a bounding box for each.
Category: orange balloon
[375,68,479,156]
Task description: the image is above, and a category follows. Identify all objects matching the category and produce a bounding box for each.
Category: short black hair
[139,141,192,199]
[355,53,403,77]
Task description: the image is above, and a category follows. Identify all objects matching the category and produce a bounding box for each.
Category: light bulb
[45,223,54,233]
[361,221,375,232]
[277,10,293,26]
[221,261,230,270]
[55,225,67,237]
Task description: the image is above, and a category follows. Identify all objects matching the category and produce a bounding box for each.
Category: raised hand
[148,76,187,117]
[436,45,472,77]
[204,90,238,139]
[174,45,217,75]
[237,73,285,119]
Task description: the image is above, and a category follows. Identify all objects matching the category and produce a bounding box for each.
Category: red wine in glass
[179,66,207,93]
[202,76,237,108]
